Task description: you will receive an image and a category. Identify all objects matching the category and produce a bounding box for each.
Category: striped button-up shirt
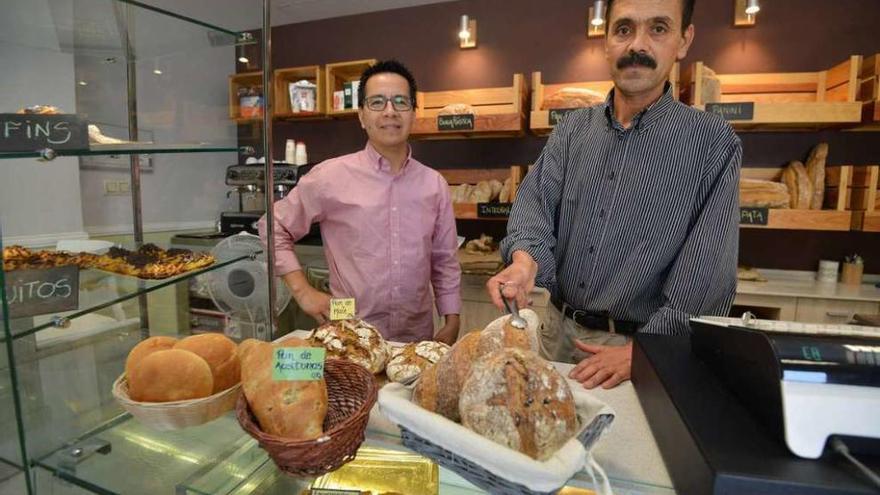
[501,84,742,335]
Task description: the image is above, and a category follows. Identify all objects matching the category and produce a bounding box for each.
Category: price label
[705,102,754,121]
[740,207,769,226]
[272,347,325,381]
[437,114,475,131]
[549,108,578,126]
[477,202,512,218]
[329,298,356,321]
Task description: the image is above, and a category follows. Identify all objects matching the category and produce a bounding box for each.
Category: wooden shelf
[274,65,326,120]
[846,165,880,232]
[410,74,527,140]
[228,71,264,121]
[530,64,679,136]
[858,52,880,127]
[682,56,863,131]
[324,59,376,117]
[440,166,527,220]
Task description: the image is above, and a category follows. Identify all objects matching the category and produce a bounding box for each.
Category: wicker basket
[112,374,241,431]
[235,358,378,477]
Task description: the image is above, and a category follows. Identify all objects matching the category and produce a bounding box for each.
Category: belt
[551,298,641,335]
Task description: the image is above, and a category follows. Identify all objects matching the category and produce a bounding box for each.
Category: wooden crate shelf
[274,65,326,120]
[228,71,264,122]
[530,64,679,136]
[858,53,880,126]
[440,166,527,220]
[846,165,880,232]
[682,56,863,130]
[739,166,854,231]
[411,74,527,140]
[324,59,376,118]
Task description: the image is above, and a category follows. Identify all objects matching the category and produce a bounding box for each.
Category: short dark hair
[357,59,418,109]
[606,0,695,34]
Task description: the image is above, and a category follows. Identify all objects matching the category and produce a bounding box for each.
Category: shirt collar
[364,142,412,173]
[604,81,675,133]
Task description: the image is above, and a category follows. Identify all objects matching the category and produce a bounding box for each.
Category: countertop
[737,269,880,302]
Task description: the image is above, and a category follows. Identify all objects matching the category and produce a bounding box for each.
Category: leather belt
[551,297,640,335]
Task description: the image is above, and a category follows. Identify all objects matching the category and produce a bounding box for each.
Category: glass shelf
[3,253,252,342]
[0,144,244,161]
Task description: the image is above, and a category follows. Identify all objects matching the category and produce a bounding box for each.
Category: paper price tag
[272,347,326,381]
[329,298,356,321]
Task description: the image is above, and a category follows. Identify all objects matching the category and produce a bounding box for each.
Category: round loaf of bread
[309,319,390,374]
[386,341,450,384]
[125,336,178,380]
[460,347,578,460]
[128,349,213,402]
[174,333,240,393]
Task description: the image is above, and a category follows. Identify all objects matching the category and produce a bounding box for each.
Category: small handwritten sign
[705,102,754,121]
[3,266,79,318]
[438,114,475,131]
[740,207,769,226]
[329,298,356,321]
[549,108,578,126]
[477,203,512,218]
[0,114,89,152]
[272,347,326,381]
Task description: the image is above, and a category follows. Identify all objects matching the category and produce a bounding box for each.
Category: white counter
[738,270,880,303]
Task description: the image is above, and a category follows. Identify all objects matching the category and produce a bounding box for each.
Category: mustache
[617,51,657,70]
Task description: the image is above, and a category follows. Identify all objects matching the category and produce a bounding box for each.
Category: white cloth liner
[377,366,615,493]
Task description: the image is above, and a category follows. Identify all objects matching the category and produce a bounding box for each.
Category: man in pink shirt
[259,60,461,343]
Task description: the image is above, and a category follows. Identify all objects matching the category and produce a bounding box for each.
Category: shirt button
[608,171,615,180]
[393,260,399,265]
[578,282,586,289]
[599,209,606,218]
[392,207,397,212]
[588,246,595,254]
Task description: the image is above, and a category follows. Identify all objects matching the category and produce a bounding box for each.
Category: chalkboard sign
[477,203,512,218]
[705,102,754,121]
[3,265,79,318]
[0,114,89,152]
[549,108,578,126]
[438,114,475,131]
[740,207,769,226]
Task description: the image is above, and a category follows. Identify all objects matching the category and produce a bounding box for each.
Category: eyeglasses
[364,94,414,112]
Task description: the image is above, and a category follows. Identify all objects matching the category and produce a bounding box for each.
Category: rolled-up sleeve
[431,175,462,316]
[257,168,325,276]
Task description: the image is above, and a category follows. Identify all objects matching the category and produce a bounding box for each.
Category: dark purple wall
[248,0,880,272]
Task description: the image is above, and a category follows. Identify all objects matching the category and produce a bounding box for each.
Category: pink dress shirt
[259,143,462,342]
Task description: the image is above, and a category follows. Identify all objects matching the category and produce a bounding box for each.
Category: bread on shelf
[128,349,214,402]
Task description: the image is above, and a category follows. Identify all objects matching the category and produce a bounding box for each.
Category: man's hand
[568,341,633,389]
[434,314,460,345]
[486,250,538,310]
[282,270,331,323]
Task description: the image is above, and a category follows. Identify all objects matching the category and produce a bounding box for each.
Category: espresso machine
[220,163,299,235]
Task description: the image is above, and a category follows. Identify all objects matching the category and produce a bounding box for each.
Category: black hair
[357,59,418,109]
[606,0,695,34]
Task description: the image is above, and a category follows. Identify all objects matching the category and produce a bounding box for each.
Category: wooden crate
[228,71,264,122]
[324,59,377,118]
[274,65,326,119]
[681,56,863,130]
[530,64,679,136]
[858,53,880,124]
[846,165,880,232]
[411,74,527,140]
[439,166,527,220]
[739,166,853,231]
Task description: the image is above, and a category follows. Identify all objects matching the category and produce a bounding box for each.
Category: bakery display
[2,243,214,279]
[385,341,450,384]
[739,179,791,208]
[309,319,390,374]
[450,178,511,204]
[459,347,578,461]
[239,337,328,440]
[540,87,605,110]
[127,349,214,402]
[174,333,241,394]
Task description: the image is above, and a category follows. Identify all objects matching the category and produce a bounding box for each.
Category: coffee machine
[220,164,299,235]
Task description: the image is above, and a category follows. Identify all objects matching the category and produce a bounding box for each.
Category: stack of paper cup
[816,260,839,283]
[294,142,308,165]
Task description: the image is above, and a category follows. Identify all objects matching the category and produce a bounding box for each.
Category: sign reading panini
[0,114,89,152]
[3,266,79,318]
[549,108,578,126]
[740,207,769,226]
[437,114,475,131]
[705,102,754,121]
[272,348,326,381]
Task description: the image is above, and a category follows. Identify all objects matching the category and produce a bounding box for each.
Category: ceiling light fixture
[734,0,760,27]
[745,0,761,15]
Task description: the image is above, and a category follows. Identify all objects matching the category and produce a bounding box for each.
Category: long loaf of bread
[739,179,791,208]
[805,142,828,210]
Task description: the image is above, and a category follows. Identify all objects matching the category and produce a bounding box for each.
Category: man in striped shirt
[488,0,741,389]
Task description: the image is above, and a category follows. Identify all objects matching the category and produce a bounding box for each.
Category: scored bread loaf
[459,347,578,461]
[701,66,722,104]
[386,341,450,384]
[783,161,813,209]
[128,349,213,402]
[468,181,494,203]
[239,337,328,440]
[488,179,504,201]
[125,336,178,380]
[540,87,605,110]
[309,319,390,374]
[438,103,476,115]
[174,333,240,393]
[499,178,512,203]
[805,142,828,210]
[739,179,791,208]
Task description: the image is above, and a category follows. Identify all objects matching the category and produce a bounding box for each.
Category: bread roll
[460,348,578,461]
[701,66,722,104]
[488,179,504,201]
[125,336,178,380]
[412,361,440,411]
[783,161,813,209]
[468,181,493,203]
[239,338,328,440]
[805,142,828,210]
[499,178,512,203]
[386,341,450,384]
[309,319,390,374]
[541,87,605,110]
[174,333,240,393]
[128,349,213,402]
[739,179,791,208]
[438,103,476,115]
